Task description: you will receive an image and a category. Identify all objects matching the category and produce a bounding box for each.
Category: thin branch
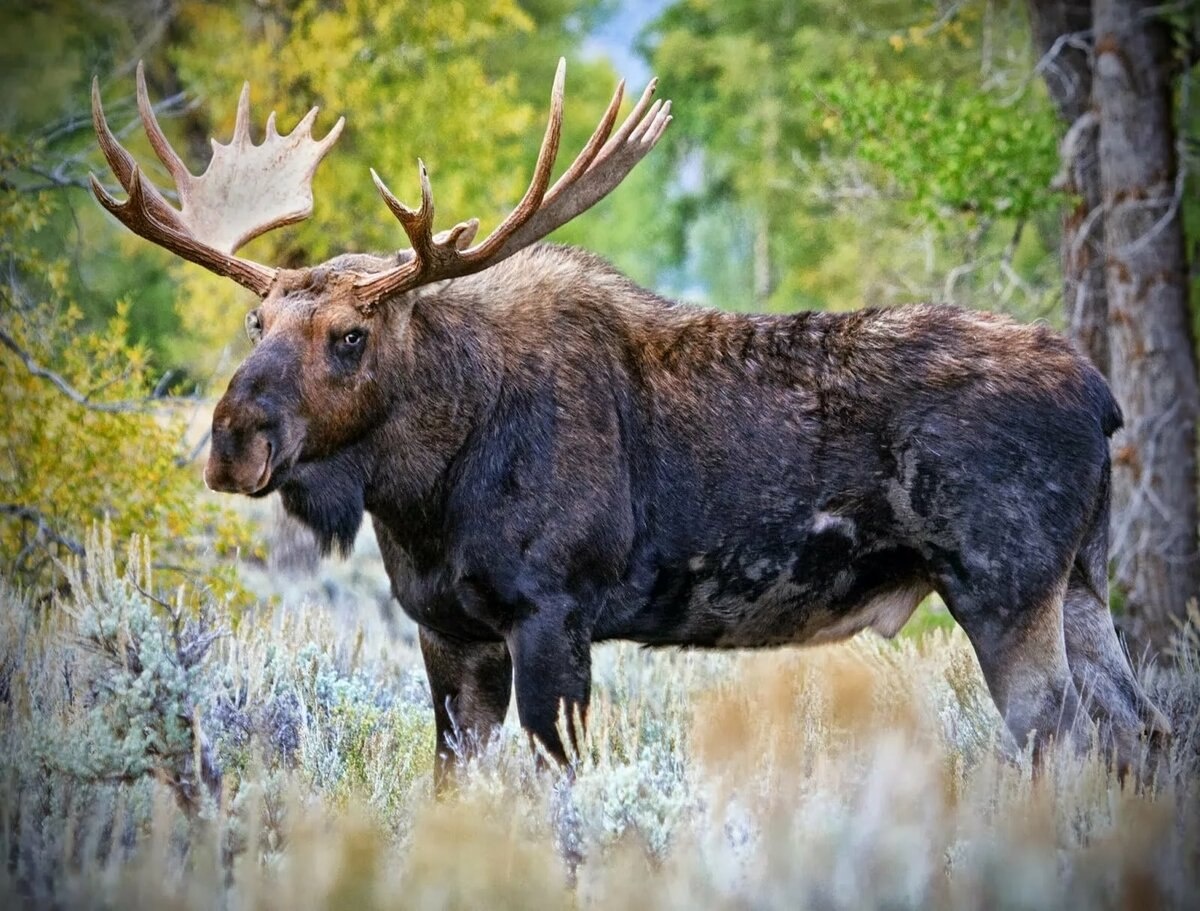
[1065,201,1106,272]
[850,1,967,41]
[0,503,84,557]
[36,112,97,146]
[1002,28,1094,107]
[12,91,192,200]
[0,327,156,413]
[17,165,94,193]
[1051,111,1099,192]
[175,428,211,468]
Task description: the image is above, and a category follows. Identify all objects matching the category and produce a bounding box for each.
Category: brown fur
[204,243,1162,778]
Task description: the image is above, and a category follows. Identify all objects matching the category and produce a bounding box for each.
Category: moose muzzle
[204,354,298,495]
[204,422,276,495]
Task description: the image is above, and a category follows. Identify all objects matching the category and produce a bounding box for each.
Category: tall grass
[1,531,1197,909]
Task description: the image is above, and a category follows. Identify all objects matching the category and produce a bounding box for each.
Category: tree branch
[175,428,212,468]
[1004,27,1094,106]
[0,503,84,557]
[11,91,192,198]
[0,327,158,414]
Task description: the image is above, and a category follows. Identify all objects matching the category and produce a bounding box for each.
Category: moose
[91,61,1170,783]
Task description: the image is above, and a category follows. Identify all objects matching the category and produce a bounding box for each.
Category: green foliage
[291,638,433,813]
[899,595,957,638]
[0,1,188,354]
[643,0,1064,315]
[819,69,1060,226]
[40,531,224,812]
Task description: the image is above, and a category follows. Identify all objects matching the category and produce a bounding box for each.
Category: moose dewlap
[91,60,1169,786]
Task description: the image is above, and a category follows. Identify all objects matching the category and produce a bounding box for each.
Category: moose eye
[245,309,263,345]
[331,327,368,364]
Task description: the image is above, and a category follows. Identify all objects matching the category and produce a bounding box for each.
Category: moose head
[91,61,670,499]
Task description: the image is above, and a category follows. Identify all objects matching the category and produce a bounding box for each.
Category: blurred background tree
[641,0,1064,315]
[0,2,260,592]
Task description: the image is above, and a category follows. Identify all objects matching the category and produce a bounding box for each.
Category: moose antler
[90,62,343,296]
[355,58,672,306]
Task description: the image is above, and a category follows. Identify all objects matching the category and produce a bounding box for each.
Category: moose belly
[616,548,930,648]
[690,577,928,648]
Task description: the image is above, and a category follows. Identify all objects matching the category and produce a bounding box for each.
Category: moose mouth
[248,440,306,498]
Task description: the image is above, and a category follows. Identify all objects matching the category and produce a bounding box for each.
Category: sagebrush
[1,532,1198,909]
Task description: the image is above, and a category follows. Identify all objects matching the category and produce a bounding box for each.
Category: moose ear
[434,218,479,250]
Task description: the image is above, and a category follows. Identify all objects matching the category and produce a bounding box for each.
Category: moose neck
[279,289,498,558]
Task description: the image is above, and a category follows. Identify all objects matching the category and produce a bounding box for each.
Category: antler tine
[492,80,670,260]
[462,57,567,263]
[91,76,136,188]
[233,82,253,146]
[598,78,659,158]
[543,78,625,207]
[135,61,190,185]
[292,106,320,140]
[371,161,434,242]
[92,75,180,229]
[365,163,433,290]
[357,60,669,306]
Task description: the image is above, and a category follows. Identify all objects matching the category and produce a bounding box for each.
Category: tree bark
[1027,0,1109,375]
[1094,0,1200,649]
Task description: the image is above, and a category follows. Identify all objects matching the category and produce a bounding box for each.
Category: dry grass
[1,531,1198,910]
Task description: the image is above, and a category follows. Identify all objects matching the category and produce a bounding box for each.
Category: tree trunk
[1027,0,1109,375]
[1094,0,1200,649]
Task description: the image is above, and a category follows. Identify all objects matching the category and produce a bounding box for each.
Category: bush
[0,139,257,596]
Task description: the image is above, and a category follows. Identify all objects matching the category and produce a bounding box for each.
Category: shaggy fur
[205,244,1169,781]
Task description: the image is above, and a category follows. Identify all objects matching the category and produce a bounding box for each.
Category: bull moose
[91,61,1169,783]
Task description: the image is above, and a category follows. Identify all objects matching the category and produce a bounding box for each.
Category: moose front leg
[507,608,593,767]
[418,626,512,790]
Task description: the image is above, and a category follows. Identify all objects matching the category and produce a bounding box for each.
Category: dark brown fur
[206,244,1170,783]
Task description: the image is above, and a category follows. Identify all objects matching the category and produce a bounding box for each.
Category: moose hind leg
[1063,569,1172,775]
[419,626,513,791]
[942,573,1089,765]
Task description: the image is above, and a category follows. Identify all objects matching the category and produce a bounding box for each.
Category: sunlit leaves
[643,0,1063,314]
[818,69,1059,227]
